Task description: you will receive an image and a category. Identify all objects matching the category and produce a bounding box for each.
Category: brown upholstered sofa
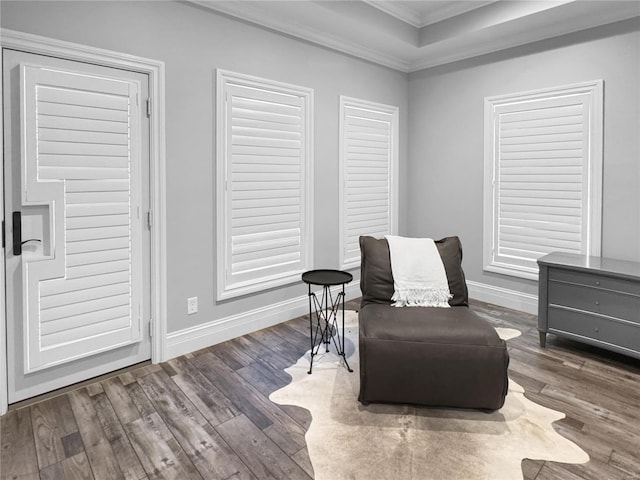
[358,236,509,410]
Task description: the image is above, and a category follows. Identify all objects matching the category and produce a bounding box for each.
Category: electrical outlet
[187,296,198,315]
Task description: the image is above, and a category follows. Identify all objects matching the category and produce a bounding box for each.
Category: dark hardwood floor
[2,299,639,479]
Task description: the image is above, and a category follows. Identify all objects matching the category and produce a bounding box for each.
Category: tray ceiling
[190,0,639,72]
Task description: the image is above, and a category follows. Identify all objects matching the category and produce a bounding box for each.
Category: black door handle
[22,238,42,246]
[13,211,21,256]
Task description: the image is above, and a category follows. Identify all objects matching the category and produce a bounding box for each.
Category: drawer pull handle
[595,281,600,286]
[595,301,600,306]
[594,327,599,333]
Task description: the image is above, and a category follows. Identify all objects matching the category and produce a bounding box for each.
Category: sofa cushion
[358,303,509,410]
[359,303,503,347]
[359,236,469,307]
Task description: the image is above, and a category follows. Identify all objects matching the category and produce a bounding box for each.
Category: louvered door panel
[340,97,398,268]
[217,71,313,299]
[21,65,142,372]
[484,81,603,280]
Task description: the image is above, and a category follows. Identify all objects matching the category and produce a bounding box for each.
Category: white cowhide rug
[269,310,589,480]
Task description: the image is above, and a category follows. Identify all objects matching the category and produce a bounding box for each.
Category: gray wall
[1,1,409,332]
[407,19,640,296]
[2,2,638,324]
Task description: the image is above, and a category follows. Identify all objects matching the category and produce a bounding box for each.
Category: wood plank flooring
[2,299,639,479]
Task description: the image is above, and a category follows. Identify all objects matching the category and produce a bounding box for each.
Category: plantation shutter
[340,97,398,269]
[21,64,142,372]
[484,81,603,279]
[217,71,313,300]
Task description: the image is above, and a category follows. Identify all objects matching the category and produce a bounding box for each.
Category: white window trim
[483,80,603,280]
[216,69,314,300]
[339,96,399,270]
[0,28,167,415]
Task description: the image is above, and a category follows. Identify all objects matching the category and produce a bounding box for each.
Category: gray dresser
[537,252,640,360]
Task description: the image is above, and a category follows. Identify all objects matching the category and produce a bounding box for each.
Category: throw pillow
[359,235,469,307]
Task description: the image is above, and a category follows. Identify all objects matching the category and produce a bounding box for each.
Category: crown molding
[418,1,496,27]
[362,0,423,28]
[365,0,496,28]
[188,0,640,73]
[191,0,412,72]
[409,1,640,72]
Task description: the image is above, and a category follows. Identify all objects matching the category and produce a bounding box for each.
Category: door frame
[0,28,167,415]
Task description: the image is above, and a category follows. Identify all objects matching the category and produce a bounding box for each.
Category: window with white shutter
[483,80,603,280]
[216,70,313,300]
[339,96,399,269]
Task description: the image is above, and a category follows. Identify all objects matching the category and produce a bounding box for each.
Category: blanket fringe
[391,288,452,308]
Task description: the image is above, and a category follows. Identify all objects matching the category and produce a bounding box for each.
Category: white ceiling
[192,0,640,72]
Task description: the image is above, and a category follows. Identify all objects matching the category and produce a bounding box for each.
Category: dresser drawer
[548,307,640,353]
[549,269,640,296]
[548,282,640,324]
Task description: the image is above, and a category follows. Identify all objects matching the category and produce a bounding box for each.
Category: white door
[3,50,152,403]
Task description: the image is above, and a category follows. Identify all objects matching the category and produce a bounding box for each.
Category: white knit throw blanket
[385,235,452,308]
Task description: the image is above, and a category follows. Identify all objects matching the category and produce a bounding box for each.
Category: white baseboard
[466,280,538,315]
[165,282,361,361]
[166,279,536,361]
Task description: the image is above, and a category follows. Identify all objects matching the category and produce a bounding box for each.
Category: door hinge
[1,220,5,249]
[148,320,153,338]
[146,98,151,118]
[147,210,153,229]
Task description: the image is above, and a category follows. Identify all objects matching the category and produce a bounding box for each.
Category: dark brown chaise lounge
[358,236,509,411]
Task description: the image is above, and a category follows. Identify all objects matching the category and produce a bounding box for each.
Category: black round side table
[301,269,354,374]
